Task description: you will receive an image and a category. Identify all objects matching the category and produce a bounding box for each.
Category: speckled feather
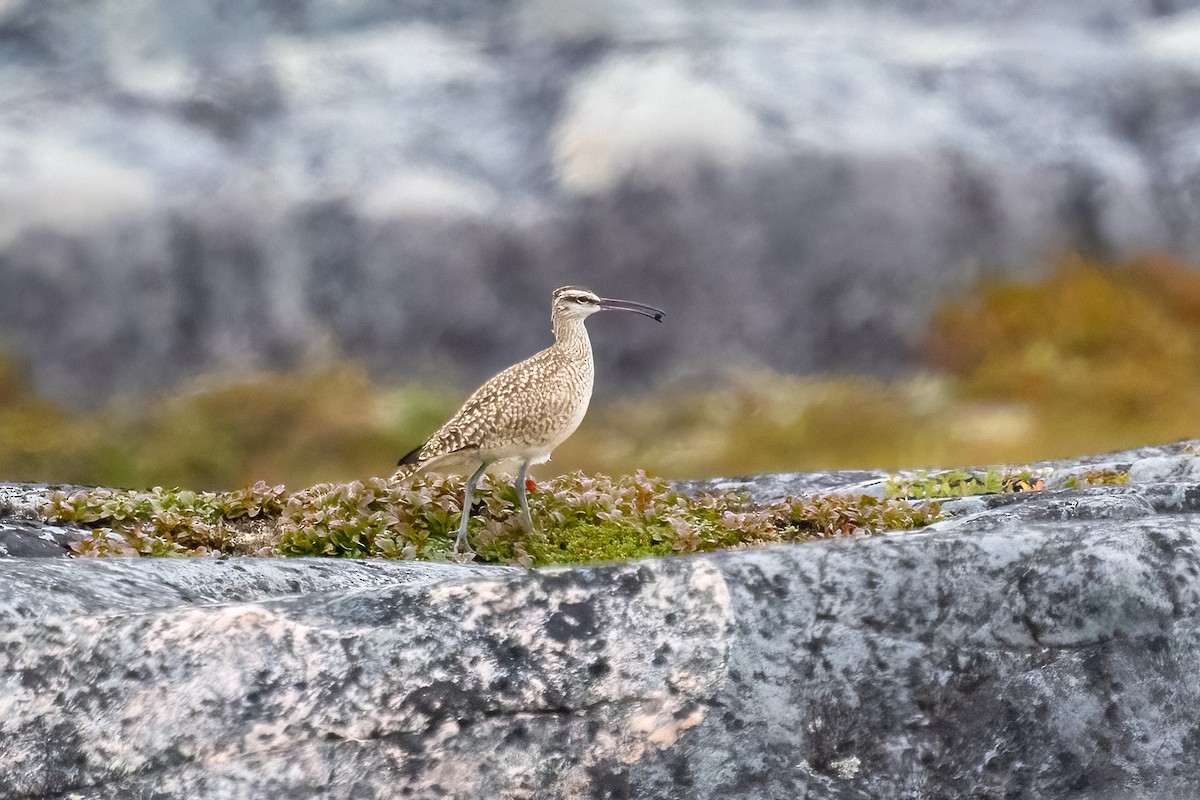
[395,287,605,475]
[412,335,593,464]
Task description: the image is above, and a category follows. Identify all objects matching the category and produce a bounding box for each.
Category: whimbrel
[394,286,664,554]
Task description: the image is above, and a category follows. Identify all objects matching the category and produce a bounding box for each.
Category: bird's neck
[552,315,592,360]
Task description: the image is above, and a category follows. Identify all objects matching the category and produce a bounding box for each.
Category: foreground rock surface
[4,443,1200,798]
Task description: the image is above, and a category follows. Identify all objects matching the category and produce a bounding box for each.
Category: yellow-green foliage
[561,254,1200,476]
[0,363,458,489]
[923,253,1200,452]
[1061,468,1131,488]
[4,253,1200,487]
[884,468,1046,499]
[0,355,97,481]
[41,472,942,567]
[559,373,958,477]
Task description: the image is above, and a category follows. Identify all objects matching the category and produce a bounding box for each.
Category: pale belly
[417,385,593,475]
[480,391,591,466]
[416,349,595,476]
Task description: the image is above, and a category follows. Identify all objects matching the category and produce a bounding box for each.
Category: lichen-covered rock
[0,515,1199,798]
[692,440,1199,507]
[0,519,81,557]
[0,483,88,557]
[5,443,1200,797]
[4,2,1200,402]
[0,557,730,799]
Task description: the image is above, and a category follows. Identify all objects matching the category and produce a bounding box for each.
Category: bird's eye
[575,296,588,304]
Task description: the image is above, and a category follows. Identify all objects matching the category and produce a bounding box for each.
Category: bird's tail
[392,443,424,481]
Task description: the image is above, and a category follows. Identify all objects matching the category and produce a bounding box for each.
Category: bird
[394,285,665,554]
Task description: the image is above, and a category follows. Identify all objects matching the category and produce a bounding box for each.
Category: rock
[0,519,82,557]
[688,439,1200,505]
[0,483,89,557]
[3,2,1200,402]
[678,468,893,505]
[0,482,76,519]
[1129,454,1200,484]
[6,443,1200,796]
[3,514,1200,797]
[0,557,515,619]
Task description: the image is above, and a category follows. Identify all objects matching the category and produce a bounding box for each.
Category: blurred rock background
[2,0,1200,487]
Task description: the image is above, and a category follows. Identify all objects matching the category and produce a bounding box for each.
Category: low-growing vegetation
[884,468,1046,499]
[42,472,944,567]
[1061,468,1131,488]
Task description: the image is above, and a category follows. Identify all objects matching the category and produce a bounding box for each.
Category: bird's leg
[455,462,488,554]
[514,460,533,530]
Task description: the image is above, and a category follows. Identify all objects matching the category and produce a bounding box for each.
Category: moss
[41,471,942,566]
[885,468,1046,500]
[476,521,678,568]
[1061,468,1130,488]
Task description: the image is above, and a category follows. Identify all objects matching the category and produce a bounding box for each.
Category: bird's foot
[453,527,473,557]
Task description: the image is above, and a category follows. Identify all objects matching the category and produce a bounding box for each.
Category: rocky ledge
[3,442,1200,798]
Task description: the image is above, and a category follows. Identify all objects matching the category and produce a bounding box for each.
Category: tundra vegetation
[42,472,944,565]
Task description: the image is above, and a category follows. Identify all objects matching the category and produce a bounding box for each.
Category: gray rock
[0,556,515,618]
[0,482,78,519]
[0,519,82,557]
[678,469,893,505]
[3,2,1200,403]
[4,514,1200,798]
[1128,454,1200,484]
[6,444,1200,797]
[689,440,1200,505]
[0,483,90,557]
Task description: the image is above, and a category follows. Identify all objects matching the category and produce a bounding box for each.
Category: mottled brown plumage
[394,286,664,553]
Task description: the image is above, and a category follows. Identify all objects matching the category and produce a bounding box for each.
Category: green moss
[476,521,677,567]
[41,471,942,566]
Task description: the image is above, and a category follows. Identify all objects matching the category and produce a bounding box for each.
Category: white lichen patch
[357,170,500,221]
[428,579,512,633]
[829,755,862,779]
[0,134,155,247]
[268,22,488,104]
[552,54,760,193]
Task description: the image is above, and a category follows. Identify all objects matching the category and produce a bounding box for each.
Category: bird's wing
[396,349,554,466]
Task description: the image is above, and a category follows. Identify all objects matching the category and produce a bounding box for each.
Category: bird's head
[552,286,665,323]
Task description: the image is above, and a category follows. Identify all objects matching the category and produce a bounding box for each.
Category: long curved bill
[598,297,666,322]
